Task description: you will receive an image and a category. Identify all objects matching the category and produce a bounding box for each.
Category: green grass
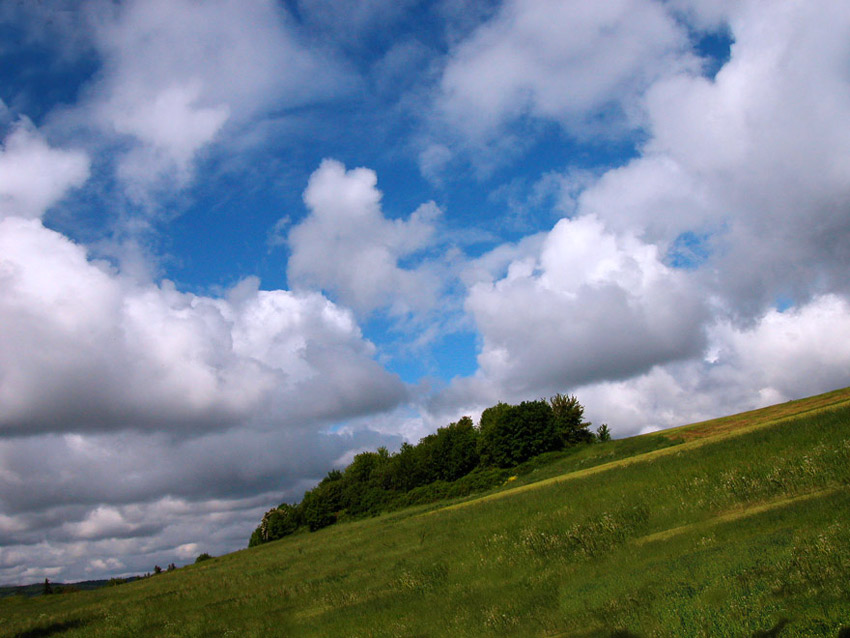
[3,388,850,637]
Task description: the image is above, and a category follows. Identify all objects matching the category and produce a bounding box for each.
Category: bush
[194,553,212,563]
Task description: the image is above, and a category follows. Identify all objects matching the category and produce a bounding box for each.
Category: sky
[1,0,849,584]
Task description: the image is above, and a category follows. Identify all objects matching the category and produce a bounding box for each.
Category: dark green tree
[432,416,479,481]
[266,503,299,539]
[249,503,300,547]
[384,441,432,492]
[550,393,593,446]
[478,402,512,466]
[479,400,557,467]
[248,526,264,547]
[299,470,345,531]
[340,449,392,517]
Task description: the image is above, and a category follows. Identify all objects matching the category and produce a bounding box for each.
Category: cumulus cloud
[287,159,444,316]
[578,0,850,316]
[433,0,695,147]
[0,217,406,436]
[431,0,850,435]
[577,295,850,435]
[445,214,706,408]
[0,120,89,219]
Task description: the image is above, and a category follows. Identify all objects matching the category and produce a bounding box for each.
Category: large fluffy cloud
[580,0,850,315]
[287,159,444,316]
[447,214,706,407]
[0,218,405,436]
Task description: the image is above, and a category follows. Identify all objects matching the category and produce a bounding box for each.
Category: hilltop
[2,388,849,637]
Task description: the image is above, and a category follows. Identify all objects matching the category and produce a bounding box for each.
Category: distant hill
[2,387,849,637]
[0,577,141,599]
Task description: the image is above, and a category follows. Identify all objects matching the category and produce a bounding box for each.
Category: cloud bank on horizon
[1,0,849,583]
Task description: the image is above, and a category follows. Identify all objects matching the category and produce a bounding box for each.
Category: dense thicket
[249,395,604,546]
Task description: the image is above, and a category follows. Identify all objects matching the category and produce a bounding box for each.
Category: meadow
[2,388,849,637]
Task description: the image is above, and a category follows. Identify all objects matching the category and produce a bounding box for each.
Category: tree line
[249,394,610,547]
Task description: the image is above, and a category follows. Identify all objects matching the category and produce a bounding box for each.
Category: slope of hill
[2,388,849,637]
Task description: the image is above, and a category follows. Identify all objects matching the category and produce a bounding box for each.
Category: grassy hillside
[3,388,850,637]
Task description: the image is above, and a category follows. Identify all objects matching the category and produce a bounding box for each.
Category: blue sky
[2,0,850,584]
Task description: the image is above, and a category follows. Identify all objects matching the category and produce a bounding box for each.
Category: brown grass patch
[659,386,850,442]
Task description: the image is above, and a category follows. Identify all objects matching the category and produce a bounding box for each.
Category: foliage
[194,553,212,564]
[596,423,611,442]
[250,395,598,544]
[479,400,559,467]
[477,402,512,466]
[551,393,594,445]
[300,470,345,531]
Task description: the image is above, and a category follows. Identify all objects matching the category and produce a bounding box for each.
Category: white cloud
[66,506,154,541]
[577,0,850,316]
[109,82,230,187]
[447,214,706,408]
[434,0,850,424]
[75,0,349,196]
[287,159,444,316]
[0,120,89,220]
[434,0,695,145]
[708,295,850,401]
[0,217,406,436]
[175,543,199,560]
[418,143,453,184]
[86,557,124,573]
[576,295,850,436]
